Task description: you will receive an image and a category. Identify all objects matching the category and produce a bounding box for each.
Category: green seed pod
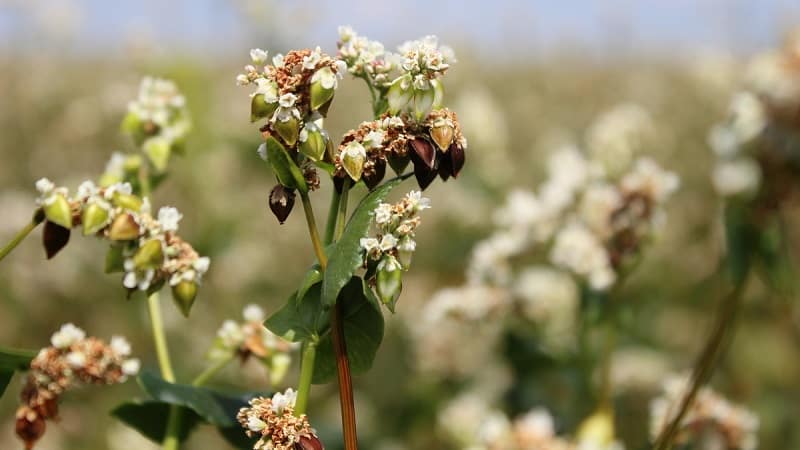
[112,192,143,212]
[341,141,366,181]
[251,93,278,122]
[413,87,436,120]
[310,67,336,111]
[431,79,445,109]
[274,116,300,147]
[376,261,403,312]
[82,202,110,235]
[143,137,171,173]
[132,239,164,270]
[171,280,198,317]
[43,194,73,229]
[108,213,140,241]
[298,126,327,161]
[387,75,413,114]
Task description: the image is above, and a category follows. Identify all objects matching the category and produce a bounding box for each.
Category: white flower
[712,158,761,198]
[278,93,297,108]
[579,183,622,239]
[236,74,249,86]
[378,255,402,272]
[123,268,155,291]
[250,48,268,65]
[303,47,322,70]
[76,180,98,200]
[405,190,431,211]
[65,351,87,368]
[193,256,211,274]
[514,408,556,442]
[51,323,86,349]
[360,237,380,255]
[363,130,385,149]
[270,388,297,413]
[727,91,766,143]
[218,320,244,348]
[157,206,183,232]
[586,103,653,177]
[550,222,615,290]
[35,178,55,195]
[247,416,267,432]
[122,358,141,376]
[343,140,366,159]
[110,336,132,356]
[379,234,398,251]
[374,203,393,225]
[243,304,265,323]
[620,157,680,203]
[272,53,285,68]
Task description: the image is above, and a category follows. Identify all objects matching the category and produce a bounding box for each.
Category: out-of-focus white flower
[243,304,265,323]
[513,266,579,352]
[270,388,297,414]
[122,358,141,376]
[579,183,623,239]
[51,323,86,349]
[587,103,654,177]
[620,157,680,203]
[157,206,182,232]
[712,158,761,198]
[550,222,615,290]
[250,48,268,65]
[726,92,767,144]
[110,336,132,357]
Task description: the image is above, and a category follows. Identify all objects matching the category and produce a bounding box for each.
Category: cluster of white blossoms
[337,26,394,85]
[709,30,800,200]
[439,396,622,450]
[650,374,759,450]
[361,190,431,271]
[34,178,209,312]
[16,324,139,449]
[468,108,678,291]
[122,77,191,172]
[237,388,323,450]
[208,304,297,386]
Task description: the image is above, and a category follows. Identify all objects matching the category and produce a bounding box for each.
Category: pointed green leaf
[111,401,202,444]
[0,346,37,398]
[322,178,403,306]
[264,283,328,342]
[264,136,308,193]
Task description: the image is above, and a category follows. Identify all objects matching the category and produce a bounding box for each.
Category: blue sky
[2,0,799,59]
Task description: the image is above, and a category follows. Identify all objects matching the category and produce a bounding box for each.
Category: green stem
[335,180,351,241]
[653,275,748,450]
[192,354,234,387]
[324,190,341,246]
[0,212,43,262]
[294,341,317,415]
[146,292,180,450]
[300,191,328,267]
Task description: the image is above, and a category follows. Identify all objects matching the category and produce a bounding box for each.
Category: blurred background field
[1,1,800,449]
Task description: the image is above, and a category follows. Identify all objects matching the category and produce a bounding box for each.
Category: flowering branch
[0,210,44,262]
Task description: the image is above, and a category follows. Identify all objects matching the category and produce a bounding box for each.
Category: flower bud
[430,123,454,151]
[376,256,402,312]
[341,141,367,181]
[274,116,300,147]
[171,280,198,317]
[299,126,327,161]
[310,67,336,111]
[132,239,164,270]
[294,435,324,450]
[251,94,279,123]
[143,137,171,173]
[42,220,71,260]
[387,75,413,114]
[269,184,296,224]
[43,194,73,229]
[81,202,110,236]
[108,213,141,241]
[112,193,143,212]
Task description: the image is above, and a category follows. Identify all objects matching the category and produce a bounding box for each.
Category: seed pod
[431,79,445,109]
[274,116,300,147]
[449,143,465,178]
[42,220,71,259]
[294,435,325,450]
[171,280,198,317]
[362,158,386,191]
[16,408,46,450]
[43,194,72,229]
[387,75,413,114]
[310,67,336,111]
[409,144,439,190]
[430,123,454,151]
[341,142,367,182]
[81,202,110,235]
[144,137,171,173]
[377,265,403,313]
[269,184,296,224]
[251,93,278,123]
[409,138,436,169]
[108,213,141,241]
[387,154,410,175]
[132,239,164,270]
[111,193,143,212]
[438,149,452,182]
[413,87,436,120]
[299,127,327,161]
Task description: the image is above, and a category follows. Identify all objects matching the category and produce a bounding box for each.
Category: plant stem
[324,190,341,246]
[147,292,181,450]
[0,212,43,262]
[335,180,351,240]
[294,341,317,415]
[300,191,328,267]
[653,275,748,450]
[191,354,234,387]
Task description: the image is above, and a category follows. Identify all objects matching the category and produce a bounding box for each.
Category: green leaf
[138,371,236,426]
[297,265,323,305]
[0,370,14,397]
[312,277,384,384]
[264,136,308,193]
[0,347,36,398]
[111,401,202,443]
[264,283,328,342]
[322,178,403,306]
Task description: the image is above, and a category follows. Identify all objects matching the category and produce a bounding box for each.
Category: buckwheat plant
[0,77,301,450]
[235,27,465,450]
[410,104,677,449]
[653,29,800,450]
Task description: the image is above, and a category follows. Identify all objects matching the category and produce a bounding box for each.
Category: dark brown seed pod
[438,149,452,181]
[42,220,71,260]
[410,151,439,190]
[294,435,324,450]
[387,154,410,176]
[363,158,386,191]
[449,143,465,178]
[269,184,296,224]
[15,409,45,450]
[409,138,436,169]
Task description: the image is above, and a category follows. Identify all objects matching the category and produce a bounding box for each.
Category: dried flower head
[237,389,323,450]
[16,324,139,450]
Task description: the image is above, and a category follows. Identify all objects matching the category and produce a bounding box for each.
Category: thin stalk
[324,189,341,246]
[191,354,234,387]
[146,292,181,450]
[300,191,328,267]
[0,212,43,262]
[335,180,351,240]
[294,341,317,415]
[653,276,748,450]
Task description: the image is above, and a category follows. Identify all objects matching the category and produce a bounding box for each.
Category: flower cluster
[360,191,430,309]
[336,26,394,85]
[387,35,455,118]
[238,46,346,146]
[335,108,466,190]
[709,30,800,202]
[469,131,678,291]
[208,304,297,386]
[16,324,140,450]
[650,374,759,450]
[237,389,323,450]
[121,77,191,172]
[34,178,209,315]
